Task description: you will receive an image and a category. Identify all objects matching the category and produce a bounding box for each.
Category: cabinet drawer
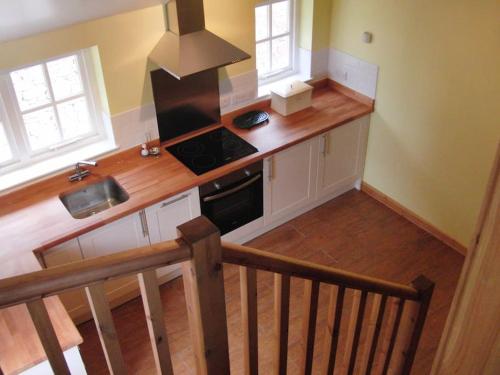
[145,188,200,282]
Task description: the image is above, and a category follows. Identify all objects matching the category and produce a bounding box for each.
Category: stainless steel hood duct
[149,0,251,79]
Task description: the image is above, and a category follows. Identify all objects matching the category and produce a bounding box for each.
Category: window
[255,0,295,82]
[0,49,112,179]
[0,117,13,164]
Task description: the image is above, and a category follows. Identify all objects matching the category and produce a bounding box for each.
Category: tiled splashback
[328,49,379,99]
[110,104,159,149]
[110,69,259,149]
[219,69,258,114]
[111,49,378,149]
[311,48,330,79]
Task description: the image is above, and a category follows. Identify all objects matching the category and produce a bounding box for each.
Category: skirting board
[361,182,467,256]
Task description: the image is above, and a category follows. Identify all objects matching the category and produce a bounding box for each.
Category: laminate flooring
[78,190,464,374]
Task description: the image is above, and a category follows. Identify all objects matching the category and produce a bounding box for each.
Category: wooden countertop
[0,297,83,374]
[0,82,373,373]
[0,85,373,268]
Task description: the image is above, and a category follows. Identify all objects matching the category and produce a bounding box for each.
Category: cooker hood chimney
[149,0,251,79]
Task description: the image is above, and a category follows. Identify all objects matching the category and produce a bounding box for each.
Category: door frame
[431,144,500,374]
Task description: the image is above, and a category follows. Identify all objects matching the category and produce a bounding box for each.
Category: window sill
[258,73,312,98]
[0,140,118,193]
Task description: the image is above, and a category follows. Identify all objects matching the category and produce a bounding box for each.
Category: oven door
[200,173,263,235]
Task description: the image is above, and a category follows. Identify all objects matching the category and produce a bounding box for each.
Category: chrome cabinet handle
[267,157,273,181]
[160,194,189,208]
[203,174,262,203]
[139,210,148,238]
[320,134,328,155]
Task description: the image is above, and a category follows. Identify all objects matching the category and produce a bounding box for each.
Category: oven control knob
[214,182,221,190]
[244,169,251,176]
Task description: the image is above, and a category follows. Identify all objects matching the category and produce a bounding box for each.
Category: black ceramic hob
[166,127,258,175]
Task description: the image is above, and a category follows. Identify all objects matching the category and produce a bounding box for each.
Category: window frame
[255,0,297,84]
[0,97,18,168]
[0,49,108,175]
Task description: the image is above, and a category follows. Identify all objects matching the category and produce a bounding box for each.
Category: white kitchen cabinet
[144,187,200,283]
[42,239,90,323]
[78,212,150,307]
[38,115,369,321]
[316,116,369,199]
[264,138,318,224]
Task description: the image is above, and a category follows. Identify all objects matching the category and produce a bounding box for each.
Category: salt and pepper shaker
[140,132,161,157]
[140,143,149,157]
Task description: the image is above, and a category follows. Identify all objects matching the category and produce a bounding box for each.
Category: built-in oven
[199,161,263,235]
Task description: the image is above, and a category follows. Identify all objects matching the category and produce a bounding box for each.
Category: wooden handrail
[0,239,190,308]
[0,216,434,375]
[221,241,420,300]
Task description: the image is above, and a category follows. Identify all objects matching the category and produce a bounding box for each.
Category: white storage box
[270,81,313,116]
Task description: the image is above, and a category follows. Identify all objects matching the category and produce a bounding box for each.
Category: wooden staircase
[0,216,434,375]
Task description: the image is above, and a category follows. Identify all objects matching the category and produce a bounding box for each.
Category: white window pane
[255,5,269,41]
[256,41,271,75]
[23,107,61,151]
[0,122,13,163]
[271,36,290,71]
[10,65,51,111]
[47,55,84,101]
[272,1,290,36]
[58,97,92,139]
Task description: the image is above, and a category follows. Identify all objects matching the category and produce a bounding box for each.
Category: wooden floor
[78,190,464,374]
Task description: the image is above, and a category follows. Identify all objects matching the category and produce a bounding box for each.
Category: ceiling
[0,0,165,43]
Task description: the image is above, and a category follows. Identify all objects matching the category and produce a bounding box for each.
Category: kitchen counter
[0,297,83,374]
[0,81,373,373]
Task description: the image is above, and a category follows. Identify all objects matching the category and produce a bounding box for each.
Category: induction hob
[166,127,258,175]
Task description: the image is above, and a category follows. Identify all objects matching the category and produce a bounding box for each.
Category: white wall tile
[110,52,378,151]
[110,103,158,149]
[328,48,379,98]
[110,69,259,149]
[298,47,312,79]
[295,47,330,80]
[311,48,330,79]
[219,69,258,114]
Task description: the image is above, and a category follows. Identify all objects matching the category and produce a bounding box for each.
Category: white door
[145,188,201,283]
[265,138,318,225]
[43,239,90,324]
[316,116,369,199]
[78,213,150,305]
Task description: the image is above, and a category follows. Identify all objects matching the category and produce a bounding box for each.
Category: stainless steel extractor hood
[149,0,251,79]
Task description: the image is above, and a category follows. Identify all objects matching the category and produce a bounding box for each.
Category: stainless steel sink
[60,177,129,219]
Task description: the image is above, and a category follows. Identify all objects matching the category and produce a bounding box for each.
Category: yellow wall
[330,0,500,247]
[299,0,333,51]
[0,6,164,115]
[0,2,255,116]
[204,0,255,78]
[312,0,332,50]
[298,0,314,50]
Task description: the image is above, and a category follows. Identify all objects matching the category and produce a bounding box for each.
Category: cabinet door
[145,188,200,282]
[265,138,318,224]
[78,213,150,306]
[317,116,369,199]
[43,239,90,324]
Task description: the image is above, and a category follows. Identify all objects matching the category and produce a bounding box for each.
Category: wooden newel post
[401,275,435,375]
[178,216,230,375]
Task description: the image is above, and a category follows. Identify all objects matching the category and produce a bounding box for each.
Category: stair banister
[0,216,433,375]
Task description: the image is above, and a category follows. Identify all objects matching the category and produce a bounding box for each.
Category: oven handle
[202,174,262,203]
